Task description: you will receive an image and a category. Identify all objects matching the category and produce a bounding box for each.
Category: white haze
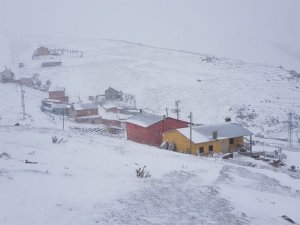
[0,0,300,70]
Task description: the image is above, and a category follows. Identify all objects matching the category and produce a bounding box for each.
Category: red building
[126,113,189,146]
[48,87,69,103]
[71,103,99,118]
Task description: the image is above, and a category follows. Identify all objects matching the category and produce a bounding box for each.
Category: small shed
[126,113,189,146]
[163,123,252,155]
[0,69,15,83]
[41,62,62,67]
[32,47,50,58]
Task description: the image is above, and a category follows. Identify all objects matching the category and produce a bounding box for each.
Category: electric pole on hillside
[62,110,65,130]
[173,100,181,119]
[189,112,193,154]
[288,112,294,148]
[21,86,25,119]
[165,107,169,117]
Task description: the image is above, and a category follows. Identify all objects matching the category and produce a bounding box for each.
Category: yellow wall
[162,130,244,156]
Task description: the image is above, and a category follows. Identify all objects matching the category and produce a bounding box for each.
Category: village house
[48,87,69,103]
[105,87,123,101]
[41,99,70,115]
[126,113,189,146]
[70,103,101,123]
[32,46,50,58]
[162,123,252,155]
[0,69,15,83]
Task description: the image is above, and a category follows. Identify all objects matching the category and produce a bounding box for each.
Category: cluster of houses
[0,68,51,92]
[126,113,252,156]
[40,85,253,156]
[32,46,84,67]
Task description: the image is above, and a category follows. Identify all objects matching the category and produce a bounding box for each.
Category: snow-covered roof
[102,103,117,110]
[49,87,65,92]
[73,103,98,110]
[126,113,163,127]
[177,123,252,144]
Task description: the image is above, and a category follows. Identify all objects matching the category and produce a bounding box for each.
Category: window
[199,147,204,155]
[229,138,234,144]
[209,145,213,152]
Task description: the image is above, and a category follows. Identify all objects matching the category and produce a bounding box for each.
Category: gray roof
[49,87,65,92]
[73,103,98,110]
[177,123,252,144]
[126,113,163,127]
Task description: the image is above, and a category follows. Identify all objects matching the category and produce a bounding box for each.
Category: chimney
[212,131,218,139]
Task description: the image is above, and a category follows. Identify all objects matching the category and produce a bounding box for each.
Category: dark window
[229,138,234,144]
[199,147,204,154]
[209,145,213,152]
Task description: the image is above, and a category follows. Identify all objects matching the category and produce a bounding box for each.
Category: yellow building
[162,123,252,155]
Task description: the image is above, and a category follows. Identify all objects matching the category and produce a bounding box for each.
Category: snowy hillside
[1,35,300,225]
[4,34,300,138]
[1,104,300,224]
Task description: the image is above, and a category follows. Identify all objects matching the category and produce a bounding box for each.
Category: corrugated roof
[73,103,98,110]
[126,113,163,127]
[49,87,65,92]
[177,123,252,144]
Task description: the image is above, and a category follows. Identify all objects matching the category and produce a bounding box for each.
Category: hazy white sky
[0,0,300,70]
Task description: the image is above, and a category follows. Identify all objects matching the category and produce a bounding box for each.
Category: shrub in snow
[0,152,11,159]
[224,117,231,122]
[289,165,296,172]
[136,166,151,178]
[271,148,287,161]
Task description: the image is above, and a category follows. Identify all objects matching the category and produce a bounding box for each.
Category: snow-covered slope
[1,35,300,225]
[1,113,300,225]
[5,35,300,138]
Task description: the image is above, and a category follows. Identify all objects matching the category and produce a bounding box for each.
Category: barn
[126,113,189,146]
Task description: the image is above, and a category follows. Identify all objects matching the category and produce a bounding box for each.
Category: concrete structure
[126,113,189,146]
[162,123,252,155]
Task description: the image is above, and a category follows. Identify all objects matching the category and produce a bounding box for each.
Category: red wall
[126,118,188,146]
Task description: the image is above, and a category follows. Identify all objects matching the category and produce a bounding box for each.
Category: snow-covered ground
[4,34,300,138]
[1,35,300,225]
[1,124,299,225]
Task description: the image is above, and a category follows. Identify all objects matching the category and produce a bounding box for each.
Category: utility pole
[21,86,25,119]
[175,100,181,119]
[189,112,193,154]
[165,107,169,117]
[288,112,293,148]
[62,110,65,130]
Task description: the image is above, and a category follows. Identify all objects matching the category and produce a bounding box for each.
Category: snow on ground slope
[1,125,300,225]
[6,34,300,138]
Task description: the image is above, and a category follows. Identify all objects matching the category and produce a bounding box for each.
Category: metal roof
[126,113,163,127]
[73,103,98,110]
[177,123,252,144]
[49,87,65,92]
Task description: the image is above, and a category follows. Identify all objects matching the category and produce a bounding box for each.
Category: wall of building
[126,118,189,146]
[75,109,98,118]
[163,130,245,155]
